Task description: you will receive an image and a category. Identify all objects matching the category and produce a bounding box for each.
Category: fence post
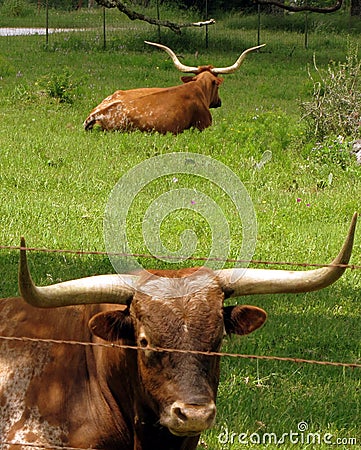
[257,3,261,46]
[156,0,161,42]
[45,0,49,47]
[205,0,208,49]
[304,11,309,49]
[103,7,106,50]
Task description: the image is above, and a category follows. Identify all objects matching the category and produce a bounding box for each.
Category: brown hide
[83,71,223,134]
[0,267,266,450]
[0,300,132,448]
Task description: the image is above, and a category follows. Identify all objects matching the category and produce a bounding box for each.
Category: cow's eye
[139,337,149,348]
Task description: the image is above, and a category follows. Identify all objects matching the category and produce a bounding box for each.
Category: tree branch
[95,0,215,33]
[256,0,343,13]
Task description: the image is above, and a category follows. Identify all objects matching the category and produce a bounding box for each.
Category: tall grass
[0,9,360,449]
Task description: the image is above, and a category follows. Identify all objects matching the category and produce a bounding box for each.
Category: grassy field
[0,6,361,449]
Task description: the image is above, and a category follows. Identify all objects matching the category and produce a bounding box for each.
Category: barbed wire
[0,334,360,369]
[1,244,360,450]
[0,338,360,449]
[0,243,360,270]
[0,243,360,367]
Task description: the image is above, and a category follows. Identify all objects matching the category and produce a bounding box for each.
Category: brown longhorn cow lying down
[0,213,357,450]
[83,41,264,134]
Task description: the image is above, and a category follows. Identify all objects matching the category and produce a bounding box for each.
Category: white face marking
[0,341,67,445]
[139,272,217,300]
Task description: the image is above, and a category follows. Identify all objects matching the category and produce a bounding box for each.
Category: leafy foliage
[0,0,34,16]
[37,69,77,104]
[309,137,355,170]
[301,42,361,140]
[159,0,255,14]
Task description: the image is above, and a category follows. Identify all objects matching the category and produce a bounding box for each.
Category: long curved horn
[19,237,136,308]
[145,41,199,73]
[211,44,266,74]
[145,40,265,75]
[216,213,357,297]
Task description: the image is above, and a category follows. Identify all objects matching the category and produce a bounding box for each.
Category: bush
[301,42,361,140]
[37,69,77,104]
[0,0,33,16]
[309,136,355,170]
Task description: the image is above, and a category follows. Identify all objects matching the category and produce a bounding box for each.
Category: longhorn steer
[0,213,357,450]
[83,41,264,134]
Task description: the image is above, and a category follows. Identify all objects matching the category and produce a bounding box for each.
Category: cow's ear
[216,77,224,86]
[223,305,267,336]
[181,76,196,84]
[89,309,135,342]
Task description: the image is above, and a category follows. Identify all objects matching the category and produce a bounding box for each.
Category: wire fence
[0,242,360,449]
[0,241,360,371]
[0,1,214,49]
[1,242,361,270]
[0,1,338,50]
[1,4,360,447]
[0,334,360,369]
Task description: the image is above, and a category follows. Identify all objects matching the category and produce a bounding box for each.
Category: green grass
[0,9,361,449]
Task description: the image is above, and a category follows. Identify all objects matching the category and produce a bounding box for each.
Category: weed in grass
[0,0,34,17]
[0,54,16,78]
[9,82,35,102]
[308,136,356,170]
[36,68,78,104]
[301,40,361,141]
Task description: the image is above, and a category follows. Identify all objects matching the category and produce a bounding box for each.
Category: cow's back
[83,83,211,134]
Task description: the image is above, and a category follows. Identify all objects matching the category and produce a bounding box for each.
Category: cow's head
[181,69,223,109]
[144,41,266,111]
[18,213,357,436]
[88,267,266,435]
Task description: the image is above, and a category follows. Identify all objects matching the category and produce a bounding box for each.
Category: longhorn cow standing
[0,214,357,450]
[83,41,264,134]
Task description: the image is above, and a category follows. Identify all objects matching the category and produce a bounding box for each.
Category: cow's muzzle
[162,400,216,436]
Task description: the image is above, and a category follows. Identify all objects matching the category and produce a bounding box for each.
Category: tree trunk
[351,0,361,15]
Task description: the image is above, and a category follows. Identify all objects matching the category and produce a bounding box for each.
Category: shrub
[0,0,33,16]
[37,69,77,104]
[309,136,355,170]
[301,42,361,140]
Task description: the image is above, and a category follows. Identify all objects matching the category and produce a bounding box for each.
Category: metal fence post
[46,0,49,47]
[103,7,106,50]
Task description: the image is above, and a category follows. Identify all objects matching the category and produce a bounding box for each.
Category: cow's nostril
[171,401,216,423]
[165,401,217,434]
[173,406,188,422]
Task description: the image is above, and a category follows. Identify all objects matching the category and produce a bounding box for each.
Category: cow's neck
[84,340,133,447]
